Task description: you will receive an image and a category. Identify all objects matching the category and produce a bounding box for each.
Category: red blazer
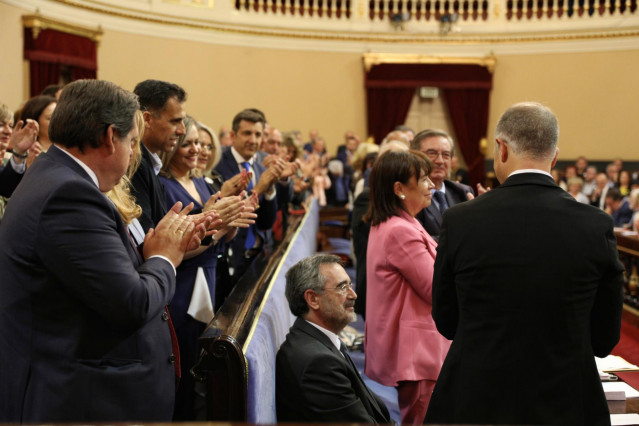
[364,210,450,386]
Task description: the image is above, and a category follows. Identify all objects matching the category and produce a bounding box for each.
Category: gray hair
[495,102,559,161]
[0,103,12,124]
[49,80,139,152]
[285,254,342,317]
[411,129,454,152]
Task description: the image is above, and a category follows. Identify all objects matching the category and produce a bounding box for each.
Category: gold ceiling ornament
[362,52,497,73]
[479,137,488,156]
[163,0,215,8]
[22,10,103,44]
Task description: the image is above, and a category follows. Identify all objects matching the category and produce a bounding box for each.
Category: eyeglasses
[324,281,354,293]
[425,149,452,160]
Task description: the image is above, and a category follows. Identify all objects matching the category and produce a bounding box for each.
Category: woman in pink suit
[365,150,451,424]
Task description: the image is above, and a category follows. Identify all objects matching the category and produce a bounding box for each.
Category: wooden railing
[233,0,637,21]
[192,200,316,421]
[235,0,352,17]
[506,0,637,20]
[616,230,639,310]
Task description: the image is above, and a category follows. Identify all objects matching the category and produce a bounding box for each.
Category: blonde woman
[106,110,146,244]
[158,115,254,420]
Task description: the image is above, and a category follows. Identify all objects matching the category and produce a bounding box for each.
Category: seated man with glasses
[276,254,391,423]
[410,129,474,242]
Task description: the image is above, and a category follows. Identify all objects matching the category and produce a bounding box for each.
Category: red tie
[164,306,181,385]
[126,228,180,384]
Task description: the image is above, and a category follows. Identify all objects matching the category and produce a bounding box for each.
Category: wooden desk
[615,230,639,309]
[612,231,639,415]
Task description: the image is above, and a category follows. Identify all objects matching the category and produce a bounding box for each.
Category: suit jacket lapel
[425,203,442,225]
[224,148,241,175]
[293,318,389,422]
[47,145,97,187]
[49,145,143,267]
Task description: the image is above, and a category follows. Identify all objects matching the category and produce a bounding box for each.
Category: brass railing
[235,0,352,17]
[506,0,637,20]
[234,0,637,21]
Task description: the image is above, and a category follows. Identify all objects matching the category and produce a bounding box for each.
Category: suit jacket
[351,188,370,318]
[0,160,23,198]
[365,210,451,386]
[0,146,177,422]
[276,318,390,423]
[336,144,350,165]
[415,179,473,242]
[131,145,168,233]
[426,172,624,426]
[214,147,277,270]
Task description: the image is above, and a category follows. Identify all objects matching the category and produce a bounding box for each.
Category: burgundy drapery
[365,63,493,186]
[24,28,97,97]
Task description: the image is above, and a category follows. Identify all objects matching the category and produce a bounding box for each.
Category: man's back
[0,147,176,422]
[426,172,624,425]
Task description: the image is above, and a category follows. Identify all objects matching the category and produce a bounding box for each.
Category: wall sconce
[390,12,410,31]
[439,12,459,35]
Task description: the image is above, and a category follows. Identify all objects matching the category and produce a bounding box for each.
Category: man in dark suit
[425,102,624,425]
[411,129,474,242]
[131,79,187,234]
[215,109,283,285]
[0,80,206,422]
[336,130,359,166]
[276,254,391,423]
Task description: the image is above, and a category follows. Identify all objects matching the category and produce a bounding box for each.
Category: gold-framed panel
[362,52,497,72]
[22,12,103,44]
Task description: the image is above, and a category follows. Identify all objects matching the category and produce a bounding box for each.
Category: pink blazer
[364,210,451,386]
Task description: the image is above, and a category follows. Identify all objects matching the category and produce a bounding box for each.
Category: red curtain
[29,61,61,99]
[443,88,491,186]
[24,28,97,96]
[366,87,416,145]
[365,62,493,187]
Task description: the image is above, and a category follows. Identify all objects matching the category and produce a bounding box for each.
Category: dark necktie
[433,190,448,216]
[339,342,359,374]
[339,342,385,419]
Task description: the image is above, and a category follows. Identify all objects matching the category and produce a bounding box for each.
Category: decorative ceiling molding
[22,10,103,44]
[363,52,497,72]
[5,0,639,54]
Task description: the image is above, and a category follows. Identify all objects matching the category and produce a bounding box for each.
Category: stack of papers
[602,381,639,400]
[611,413,639,425]
[596,355,639,373]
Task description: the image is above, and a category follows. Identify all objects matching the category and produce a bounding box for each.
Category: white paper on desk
[604,382,639,399]
[611,413,639,425]
[596,355,639,372]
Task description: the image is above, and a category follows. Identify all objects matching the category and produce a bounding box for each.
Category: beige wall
[0,3,29,111]
[488,50,639,161]
[98,30,366,150]
[2,2,638,161]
